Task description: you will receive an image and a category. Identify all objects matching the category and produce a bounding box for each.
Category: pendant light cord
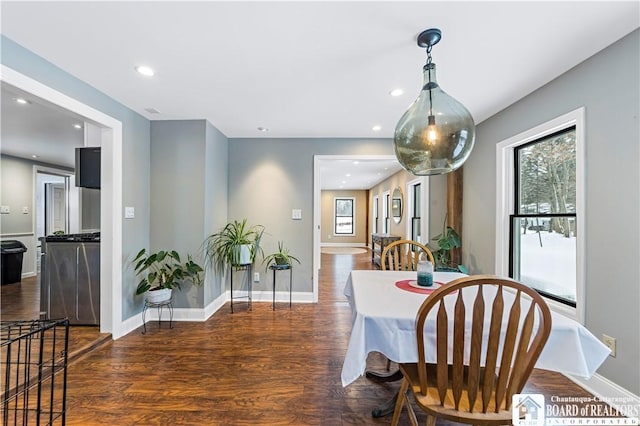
[426,45,434,119]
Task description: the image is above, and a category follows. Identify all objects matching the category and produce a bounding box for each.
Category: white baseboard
[119,291,315,338]
[250,290,315,304]
[320,242,368,248]
[566,372,640,411]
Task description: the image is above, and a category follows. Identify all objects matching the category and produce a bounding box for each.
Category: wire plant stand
[1,319,69,426]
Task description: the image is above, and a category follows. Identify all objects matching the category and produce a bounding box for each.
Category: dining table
[341,270,612,416]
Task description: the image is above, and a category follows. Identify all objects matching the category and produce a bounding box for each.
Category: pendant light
[393,28,475,175]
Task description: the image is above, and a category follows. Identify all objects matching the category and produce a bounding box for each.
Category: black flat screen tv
[75,147,101,189]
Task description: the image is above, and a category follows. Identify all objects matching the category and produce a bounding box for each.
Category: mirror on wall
[391,187,403,224]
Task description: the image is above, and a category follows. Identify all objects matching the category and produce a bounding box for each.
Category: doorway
[312,154,399,303]
[2,65,124,338]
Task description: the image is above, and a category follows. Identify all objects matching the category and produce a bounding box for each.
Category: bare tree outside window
[511,127,577,305]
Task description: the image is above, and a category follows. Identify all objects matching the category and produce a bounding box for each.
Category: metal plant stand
[269,264,293,310]
[142,298,174,334]
[230,264,252,313]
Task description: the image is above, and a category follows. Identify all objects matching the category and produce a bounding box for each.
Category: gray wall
[228,138,395,293]
[0,155,35,233]
[204,121,229,304]
[464,30,639,393]
[0,155,87,234]
[149,120,229,308]
[1,36,152,321]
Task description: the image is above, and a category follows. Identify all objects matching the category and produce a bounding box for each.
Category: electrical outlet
[602,334,616,357]
[253,272,260,282]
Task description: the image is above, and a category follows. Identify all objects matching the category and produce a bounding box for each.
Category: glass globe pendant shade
[393,62,475,175]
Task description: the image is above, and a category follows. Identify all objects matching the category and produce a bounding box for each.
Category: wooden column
[447,167,463,267]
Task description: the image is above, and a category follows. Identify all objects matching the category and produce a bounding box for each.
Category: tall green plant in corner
[204,219,265,273]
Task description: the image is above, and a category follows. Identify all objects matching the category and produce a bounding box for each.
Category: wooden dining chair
[379,240,436,372]
[391,275,552,426]
[381,239,435,271]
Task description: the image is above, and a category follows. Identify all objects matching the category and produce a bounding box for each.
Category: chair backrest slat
[381,239,435,271]
[494,290,521,411]
[482,287,504,412]
[466,285,486,412]
[506,302,537,405]
[414,275,552,416]
[452,292,466,409]
[435,302,449,402]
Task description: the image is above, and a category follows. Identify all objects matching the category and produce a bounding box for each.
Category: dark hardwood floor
[1,250,606,425]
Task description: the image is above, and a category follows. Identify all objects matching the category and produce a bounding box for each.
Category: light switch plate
[124,206,135,219]
[292,209,302,220]
[0,206,9,214]
[22,206,29,214]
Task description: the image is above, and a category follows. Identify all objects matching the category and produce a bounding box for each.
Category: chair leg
[425,414,436,426]
[406,398,419,426]
[391,378,409,426]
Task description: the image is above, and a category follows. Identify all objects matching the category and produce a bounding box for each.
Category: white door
[45,182,67,235]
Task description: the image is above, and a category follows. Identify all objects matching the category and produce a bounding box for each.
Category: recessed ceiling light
[346,173,351,177]
[73,124,83,129]
[353,161,360,165]
[389,89,404,97]
[15,97,30,105]
[31,155,39,159]
[135,65,155,76]
[372,125,382,132]
[257,127,269,132]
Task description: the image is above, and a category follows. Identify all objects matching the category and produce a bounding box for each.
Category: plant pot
[275,256,289,266]
[146,288,172,303]
[232,244,252,265]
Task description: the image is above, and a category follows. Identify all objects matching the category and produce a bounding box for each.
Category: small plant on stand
[134,249,203,303]
[263,241,300,268]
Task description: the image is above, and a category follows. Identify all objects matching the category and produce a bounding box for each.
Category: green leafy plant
[134,249,203,295]
[429,217,467,274]
[263,241,300,267]
[205,219,265,273]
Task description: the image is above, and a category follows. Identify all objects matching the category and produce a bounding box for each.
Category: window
[512,127,577,305]
[382,191,390,234]
[496,108,584,322]
[373,195,379,234]
[334,198,355,235]
[410,182,422,242]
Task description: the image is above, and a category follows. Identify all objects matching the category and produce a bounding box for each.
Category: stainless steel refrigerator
[40,233,100,325]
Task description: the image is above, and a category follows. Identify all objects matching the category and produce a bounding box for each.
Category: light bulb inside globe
[427,115,437,143]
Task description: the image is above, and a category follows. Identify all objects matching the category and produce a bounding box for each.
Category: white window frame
[333,197,355,236]
[382,190,390,234]
[495,107,585,323]
[372,195,379,234]
[406,177,429,244]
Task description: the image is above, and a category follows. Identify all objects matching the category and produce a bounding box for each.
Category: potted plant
[263,241,300,268]
[134,249,204,303]
[205,219,265,273]
[429,217,468,274]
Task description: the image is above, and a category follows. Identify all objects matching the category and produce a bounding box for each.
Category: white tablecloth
[341,270,611,387]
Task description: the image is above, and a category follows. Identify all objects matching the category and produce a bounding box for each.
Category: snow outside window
[334,198,355,235]
[496,107,585,323]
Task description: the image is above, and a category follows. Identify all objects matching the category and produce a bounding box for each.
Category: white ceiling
[1,1,638,188]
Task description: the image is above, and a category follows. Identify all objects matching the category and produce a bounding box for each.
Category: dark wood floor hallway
[2,250,600,425]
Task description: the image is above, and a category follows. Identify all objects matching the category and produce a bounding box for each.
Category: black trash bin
[1,240,28,285]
